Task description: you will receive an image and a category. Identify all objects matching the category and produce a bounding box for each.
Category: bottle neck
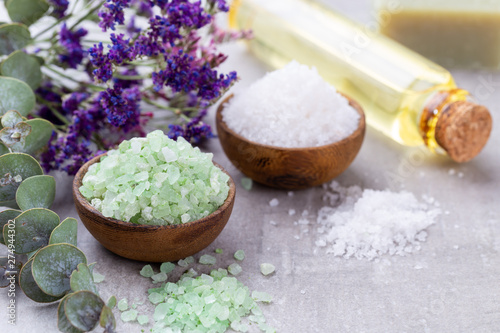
[419,88,470,154]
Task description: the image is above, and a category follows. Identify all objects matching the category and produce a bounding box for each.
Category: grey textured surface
[1,1,500,332]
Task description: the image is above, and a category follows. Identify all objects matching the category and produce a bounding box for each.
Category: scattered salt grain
[118,298,128,311]
[234,250,245,261]
[228,263,242,275]
[458,172,464,178]
[288,191,294,197]
[316,181,441,260]
[199,254,217,265]
[92,271,105,283]
[151,272,168,283]
[177,259,189,267]
[222,61,360,148]
[288,209,296,216]
[140,265,154,278]
[160,262,175,274]
[241,177,253,190]
[269,198,279,207]
[121,309,138,322]
[215,248,223,254]
[270,220,277,226]
[448,169,456,176]
[260,263,275,276]
[137,314,149,325]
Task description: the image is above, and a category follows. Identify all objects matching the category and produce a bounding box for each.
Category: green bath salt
[79,130,230,225]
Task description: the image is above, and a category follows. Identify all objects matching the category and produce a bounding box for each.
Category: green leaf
[64,290,105,331]
[58,295,85,333]
[99,305,116,332]
[49,217,77,246]
[23,119,54,155]
[0,76,36,116]
[70,263,98,294]
[0,121,32,151]
[6,0,49,26]
[1,110,23,128]
[19,258,62,302]
[0,153,43,207]
[16,175,55,210]
[3,208,60,254]
[107,295,116,309]
[32,243,87,297]
[0,209,21,244]
[1,51,42,90]
[0,143,8,156]
[0,23,31,55]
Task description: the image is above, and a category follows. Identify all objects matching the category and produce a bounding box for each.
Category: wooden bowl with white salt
[216,94,366,190]
[73,154,236,262]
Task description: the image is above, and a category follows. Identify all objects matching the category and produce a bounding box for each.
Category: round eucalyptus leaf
[64,290,104,331]
[3,208,60,254]
[1,110,23,128]
[0,76,36,116]
[0,209,21,244]
[23,119,54,155]
[0,23,31,55]
[0,153,43,204]
[16,175,56,210]
[99,305,116,332]
[0,122,31,152]
[6,0,49,26]
[0,143,8,156]
[32,243,87,297]
[19,258,61,303]
[58,295,85,333]
[107,295,117,309]
[1,51,42,90]
[49,217,78,246]
[70,263,98,294]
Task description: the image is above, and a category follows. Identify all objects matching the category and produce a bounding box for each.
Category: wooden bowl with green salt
[216,94,366,190]
[72,154,236,262]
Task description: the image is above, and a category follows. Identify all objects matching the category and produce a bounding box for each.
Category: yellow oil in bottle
[229,0,470,151]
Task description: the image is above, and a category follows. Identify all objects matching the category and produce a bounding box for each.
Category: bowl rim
[73,153,236,231]
[216,93,366,152]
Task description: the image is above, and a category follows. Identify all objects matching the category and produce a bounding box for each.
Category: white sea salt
[316,181,441,260]
[222,61,360,148]
[269,198,279,207]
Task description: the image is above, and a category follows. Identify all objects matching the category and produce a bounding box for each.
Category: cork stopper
[435,101,492,163]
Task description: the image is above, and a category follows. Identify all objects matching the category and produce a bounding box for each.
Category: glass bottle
[229,0,493,162]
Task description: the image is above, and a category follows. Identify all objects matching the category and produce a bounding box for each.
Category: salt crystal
[160,262,175,274]
[269,198,279,207]
[228,263,242,275]
[260,263,275,276]
[199,254,216,265]
[92,271,105,283]
[140,265,154,278]
[222,61,360,148]
[288,191,294,197]
[121,309,138,322]
[118,298,128,311]
[448,168,456,176]
[151,272,168,283]
[316,181,441,260]
[288,209,296,216]
[458,172,464,178]
[241,177,253,191]
[234,250,245,261]
[215,248,223,254]
[269,220,277,226]
[137,314,149,325]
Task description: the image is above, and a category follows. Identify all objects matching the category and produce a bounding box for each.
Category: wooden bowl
[216,94,366,190]
[72,154,236,262]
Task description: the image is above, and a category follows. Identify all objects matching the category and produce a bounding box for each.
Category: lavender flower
[113,67,143,89]
[88,43,113,82]
[58,24,88,69]
[62,92,90,114]
[98,0,132,32]
[108,33,137,64]
[48,0,69,18]
[98,86,141,132]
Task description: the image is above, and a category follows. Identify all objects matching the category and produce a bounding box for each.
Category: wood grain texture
[72,154,236,262]
[216,94,366,190]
